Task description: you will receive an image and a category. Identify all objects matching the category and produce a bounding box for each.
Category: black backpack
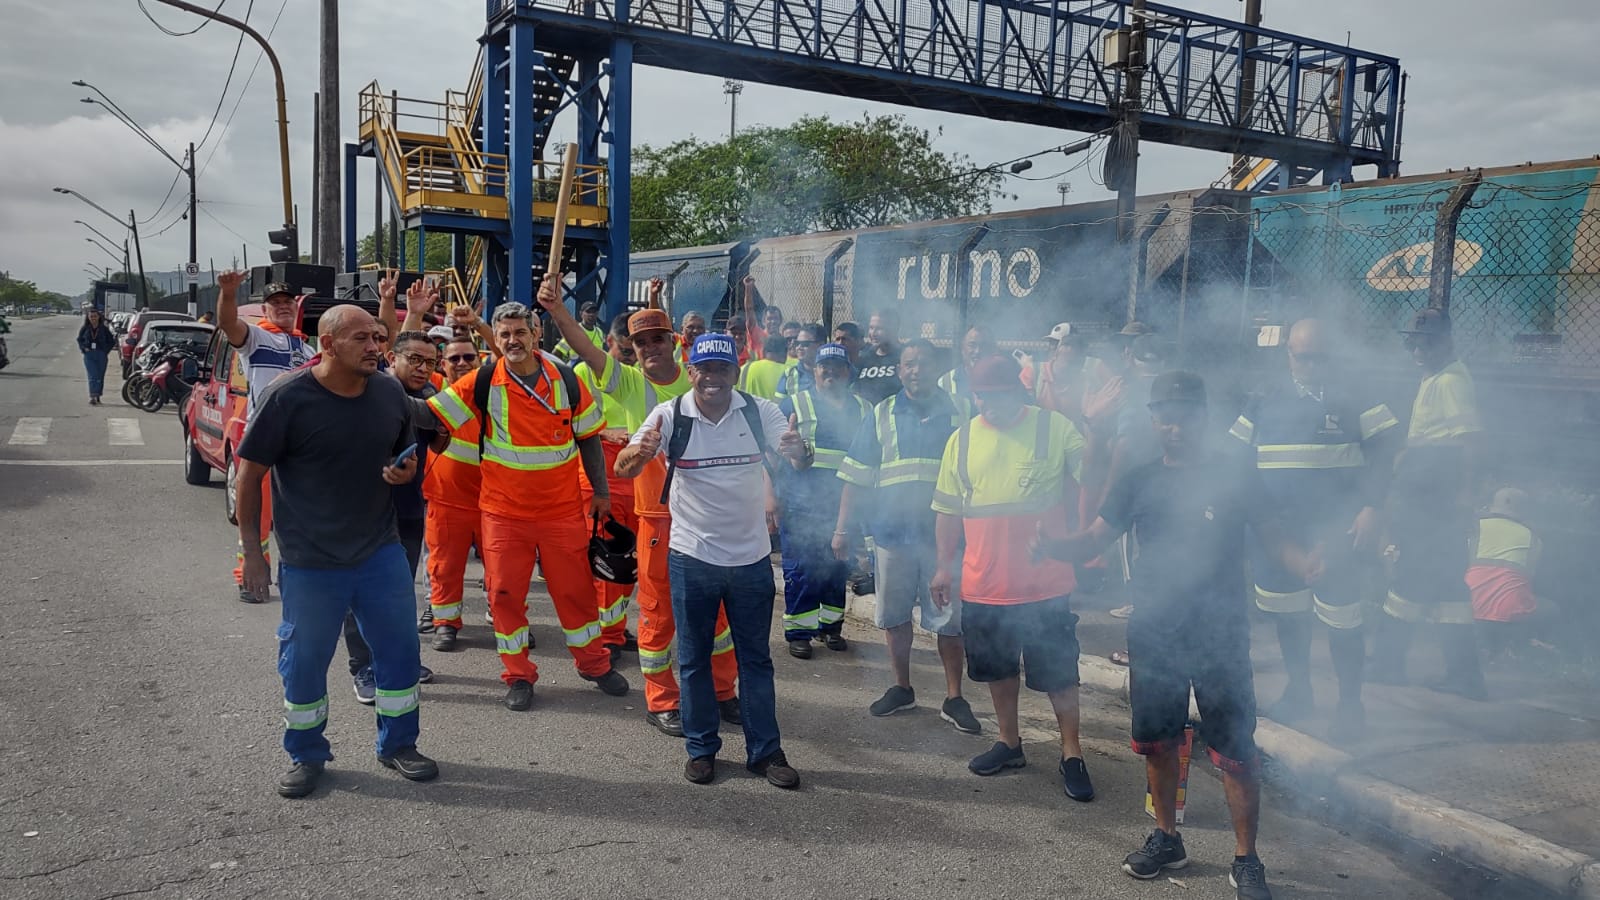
[472,356,583,453]
[658,390,771,504]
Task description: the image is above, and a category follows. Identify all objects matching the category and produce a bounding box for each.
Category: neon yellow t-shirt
[739,358,788,400]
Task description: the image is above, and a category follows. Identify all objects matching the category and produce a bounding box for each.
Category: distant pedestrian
[235,304,438,799]
[76,308,115,405]
[616,332,809,787]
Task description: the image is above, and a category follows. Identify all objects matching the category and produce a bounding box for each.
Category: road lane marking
[108,418,144,446]
[7,418,51,445]
[0,459,183,466]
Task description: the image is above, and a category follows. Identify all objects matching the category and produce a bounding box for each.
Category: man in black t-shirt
[853,309,903,405]
[1034,371,1321,900]
[236,305,440,800]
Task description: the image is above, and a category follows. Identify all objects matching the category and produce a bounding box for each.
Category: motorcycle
[136,346,202,413]
[121,343,168,408]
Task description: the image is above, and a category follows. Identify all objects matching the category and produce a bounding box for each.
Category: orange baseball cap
[628,308,673,335]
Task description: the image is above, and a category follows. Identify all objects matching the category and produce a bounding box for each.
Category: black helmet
[588,515,638,586]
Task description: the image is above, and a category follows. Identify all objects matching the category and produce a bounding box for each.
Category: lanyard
[508,364,558,415]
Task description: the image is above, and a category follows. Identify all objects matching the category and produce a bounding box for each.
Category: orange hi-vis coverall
[597,355,738,712]
[576,360,637,651]
[428,354,609,684]
[421,411,482,630]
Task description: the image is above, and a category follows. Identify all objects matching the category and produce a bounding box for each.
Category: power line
[197,204,266,250]
[136,0,227,37]
[138,167,186,225]
[198,0,290,179]
[195,0,255,154]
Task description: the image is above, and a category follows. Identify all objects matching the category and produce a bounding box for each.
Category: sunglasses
[444,353,477,364]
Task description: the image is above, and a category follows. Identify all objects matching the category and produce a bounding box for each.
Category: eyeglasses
[400,353,439,370]
[444,353,477,364]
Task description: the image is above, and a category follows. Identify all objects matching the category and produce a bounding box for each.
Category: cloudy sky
[3,0,1596,295]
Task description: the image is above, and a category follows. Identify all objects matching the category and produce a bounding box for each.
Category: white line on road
[108,418,144,446]
[0,459,183,466]
[7,418,51,446]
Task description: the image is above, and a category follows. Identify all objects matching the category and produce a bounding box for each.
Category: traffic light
[268,224,299,264]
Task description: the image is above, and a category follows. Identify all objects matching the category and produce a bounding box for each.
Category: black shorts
[963,596,1081,693]
[1127,623,1258,773]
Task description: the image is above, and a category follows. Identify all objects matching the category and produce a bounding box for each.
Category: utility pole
[188,142,199,316]
[316,0,342,268]
[723,80,743,141]
[1114,0,1148,323]
[128,209,149,307]
[1057,181,1071,206]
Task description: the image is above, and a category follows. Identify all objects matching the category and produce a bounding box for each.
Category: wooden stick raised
[546,144,580,283]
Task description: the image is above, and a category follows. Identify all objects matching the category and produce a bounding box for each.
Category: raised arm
[535,272,608,375]
[216,269,250,347]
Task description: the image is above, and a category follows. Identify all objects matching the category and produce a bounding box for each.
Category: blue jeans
[82,352,108,397]
[669,550,781,766]
[277,542,421,763]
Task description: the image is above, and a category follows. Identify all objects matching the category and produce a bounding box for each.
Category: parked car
[179,304,262,520]
[120,310,194,378]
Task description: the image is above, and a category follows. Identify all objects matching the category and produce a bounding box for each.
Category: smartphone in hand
[393,443,419,467]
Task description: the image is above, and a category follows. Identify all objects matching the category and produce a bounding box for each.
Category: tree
[356,228,453,271]
[0,272,74,311]
[629,114,1004,251]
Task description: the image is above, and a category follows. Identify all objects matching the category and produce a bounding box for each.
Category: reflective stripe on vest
[795,390,868,472]
[440,436,480,466]
[1359,404,1400,440]
[876,395,951,487]
[1253,442,1366,469]
[484,370,577,472]
[431,387,474,430]
[949,408,1054,517]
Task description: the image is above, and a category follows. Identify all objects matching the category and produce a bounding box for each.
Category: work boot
[1262,680,1314,725]
[432,625,459,652]
[750,750,800,789]
[377,747,440,782]
[821,632,848,652]
[504,679,535,711]
[719,697,743,725]
[582,668,630,697]
[787,639,813,659]
[646,709,685,737]
[276,761,325,799]
[238,585,264,604]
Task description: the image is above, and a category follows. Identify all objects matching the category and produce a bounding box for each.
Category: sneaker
[504,679,535,711]
[968,741,1026,776]
[684,755,716,785]
[276,761,325,799]
[1230,857,1273,900]
[1059,756,1095,801]
[1109,604,1135,619]
[432,625,459,652]
[418,665,434,685]
[750,750,800,789]
[1123,829,1188,879]
[238,585,264,604]
[646,709,685,737]
[582,668,630,696]
[352,667,376,705]
[719,697,743,725]
[870,685,917,717]
[821,632,848,652]
[377,747,440,782]
[940,696,982,734]
[787,639,813,659]
[417,608,435,634]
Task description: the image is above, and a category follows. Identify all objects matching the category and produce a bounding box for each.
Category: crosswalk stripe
[7,417,50,446]
[108,418,144,446]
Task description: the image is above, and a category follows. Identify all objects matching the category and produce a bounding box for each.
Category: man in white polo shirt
[217,271,313,603]
[617,333,809,788]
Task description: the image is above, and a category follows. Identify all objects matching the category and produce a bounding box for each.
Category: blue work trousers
[780,518,848,641]
[82,352,109,397]
[277,542,421,763]
[668,550,782,767]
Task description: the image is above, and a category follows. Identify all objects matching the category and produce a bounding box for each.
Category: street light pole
[52,188,149,306]
[188,143,199,315]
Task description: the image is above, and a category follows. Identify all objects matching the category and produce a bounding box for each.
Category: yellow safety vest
[793,389,869,471]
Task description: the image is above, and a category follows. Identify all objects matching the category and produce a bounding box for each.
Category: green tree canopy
[357,228,452,271]
[630,114,1005,252]
[1,271,74,310]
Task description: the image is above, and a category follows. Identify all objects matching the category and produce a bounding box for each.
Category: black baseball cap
[1400,308,1451,336]
[1147,370,1206,409]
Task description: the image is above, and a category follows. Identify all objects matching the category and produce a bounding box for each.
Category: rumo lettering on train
[896,248,1042,301]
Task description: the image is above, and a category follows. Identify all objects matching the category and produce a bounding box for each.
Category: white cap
[426,325,455,341]
[1045,322,1076,342]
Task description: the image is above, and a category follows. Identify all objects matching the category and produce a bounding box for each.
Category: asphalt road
[0,314,1489,900]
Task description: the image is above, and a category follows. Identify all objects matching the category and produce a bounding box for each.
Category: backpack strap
[473,359,498,453]
[658,393,696,504]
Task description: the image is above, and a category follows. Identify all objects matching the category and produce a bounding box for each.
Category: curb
[845,596,1599,899]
